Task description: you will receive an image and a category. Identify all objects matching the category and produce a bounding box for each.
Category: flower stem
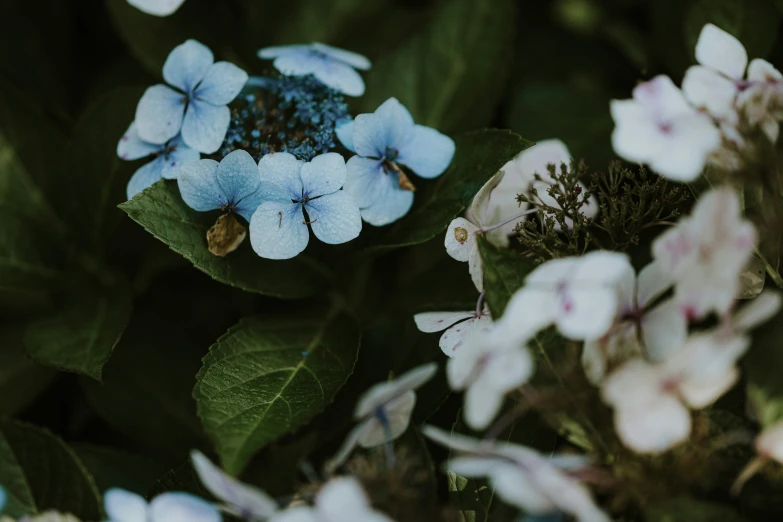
[480,209,538,233]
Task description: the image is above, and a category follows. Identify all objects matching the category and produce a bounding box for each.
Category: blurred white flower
[602,291,781,453]
[447,327,533,429]
[611,75,721,181]
[270,476,393,522]
[127,0,186,16]
[423,426,610,522]
[652,187,756,319]
[581,261,686,383]
[327,364,436,472]
[414,304,492,356]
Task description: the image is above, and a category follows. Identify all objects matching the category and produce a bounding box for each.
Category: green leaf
[364,129,532,252]
[65,88,142,255]
[685,0,781,61]
[80,275,244,461]
[0,327,57,416]
[478,236,536,318]
[194,312,360,475]
[0,420,102,519]
[24,281,133,380]
[744,306,783,426]
[72,444,169,497]
[120,180,326,299]
[359,0,517,134]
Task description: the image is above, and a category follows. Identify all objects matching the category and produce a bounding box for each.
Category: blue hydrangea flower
[104,488,220,522]
[135,39,248,154]
[257,43,371,97]
[220,76,350,161]
[177,150,269,222]
[118,122,199,199]
[250,152,362,259]
[337,97,456,226]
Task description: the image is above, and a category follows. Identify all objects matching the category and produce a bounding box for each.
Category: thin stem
[480,209,538,233]
[475,290,486,316]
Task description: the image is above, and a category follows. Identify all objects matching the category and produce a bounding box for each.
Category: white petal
[679,367,738,409]
[733,290,782,331]
[413,311,474,333]
[511,139,571,183]
[747,58,783,82]
[357,391,415,447]
[641,298,688,361]
[756,420,783,463]
[636,260,672,307]
[581,339,608,385]
[601,358,665,409]
[104,489,148,522]
[464,379,505,430]
[135,84,187,145]
[306,191,362,245]
[127,0,187,16]
[163,39,214,94]
[648,113,721,182]
[191,451,278,519]
[445,217,479,262]
[613,396,691,453]
[682,65,738,120]
[317,477,387,522]
[496,288,557,345]
[149,492,221,522]
[695,24,748,80]
[556,287,618,341]
[355,363,437,418]
[257,44,310,59]
[249,201,309,259]
[269,506,317,522]
[440,315,493,357]
[632,75,692,117]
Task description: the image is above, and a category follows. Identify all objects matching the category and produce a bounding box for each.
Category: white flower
[327,364,436,471]
[756,419,783,463]
[127,0,186,16]
[414,304,492,356]
[445,171,506,291]
[104,489,220,522]
[602,291,781,454]
[191,451,278,521]
[270,477,393,522]
[447,328,534,430]
[652,187,756,319]
[683,24,783,141]
[496,251,633,345]
[611,75,721,181]
[423,426,610,522]
[581,261,687,383]
[467,140,598,243]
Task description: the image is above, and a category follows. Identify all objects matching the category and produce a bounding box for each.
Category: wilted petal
[249,201,308,259]
[306,191,362,245]
[195,62,248,105]
[397,125,455,179]
[695,24,747,80]
[163,39,214,93]
[135,84,187,145]
[149,492,221,522]
[182,99,231,154]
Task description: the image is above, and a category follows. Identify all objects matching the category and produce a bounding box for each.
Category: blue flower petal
[300,152,346,197]
[0,485,6,513]
[273,53,366,97]
[181,99,230,154]
[117,122,161,160]
[160,138,200,180]
[396,125,455,179]
[213,150,273,221]
[127,157,165,200]
[149,492,221,522]
[344,156,385,208]
[163,39,213,94]
[351,113,387,159]
[104,488,148,522]
[335,119,355,153]
[311,42,371,70]
[249,201,308,259]
[257,44,311,59]
[258,152,304,200]
[374,97,415,149]
[359,172,414,226]
[306,190,362,244]
[135,85,187,145]
[235,181,288,222]
[195,62,248,106]
[177,159,226,212]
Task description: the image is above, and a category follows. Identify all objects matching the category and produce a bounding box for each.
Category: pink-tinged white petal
[646,113,721,181]
[695,24,748,80]
[414,310,475,333]
[440,315,493,356]
[445,217,479,262]
[613,395,691,453]
[632,75,692,117]
[682,65,738,121]
[556,286,618,341]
